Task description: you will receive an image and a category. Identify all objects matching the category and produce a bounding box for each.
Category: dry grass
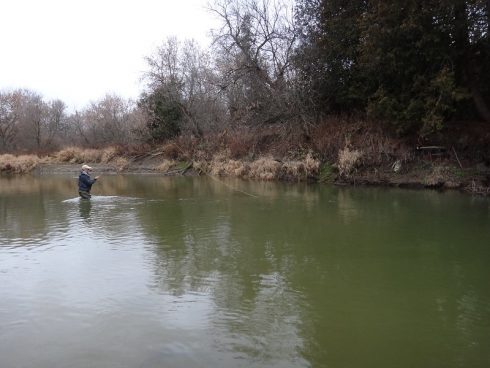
[338,147,363,177]
[192,160,212,174]
[221,159,248,177]
[81,149,103,163]
[111,157,129,172]
[54,147,101,163]
[54,146,124,164]
[161,142,182,160]
[100,146,118,163]
[156,159,176,172]
[209,151,248,177]
[248,157,282,180]
[54,147,84,163]
[310,119,346,160]
[225,129,255,158]
[202,150,320,181]
[424,165,451,187]
[0,154,42,174]
[174,135,199,159]
[282,153,320,181]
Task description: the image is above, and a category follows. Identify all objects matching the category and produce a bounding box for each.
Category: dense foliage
[295,0,490,134]
[139,87,182,141]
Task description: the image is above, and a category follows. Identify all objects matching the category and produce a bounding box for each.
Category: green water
[0,174,489,368]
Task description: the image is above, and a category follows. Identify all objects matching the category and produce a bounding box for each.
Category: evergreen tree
[295,0,490,134]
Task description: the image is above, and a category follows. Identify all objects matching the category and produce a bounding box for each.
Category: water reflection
[0,175,489,367]
[78,199,92,221]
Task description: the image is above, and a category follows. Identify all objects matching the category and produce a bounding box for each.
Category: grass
[200,151,320,181]
[156,159,176,172]
[338,147,363,177]
[54,146,121,164]
[0,154,42,174]
[319,162,336,183]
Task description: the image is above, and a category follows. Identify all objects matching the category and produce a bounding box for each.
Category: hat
[82,164,93,171]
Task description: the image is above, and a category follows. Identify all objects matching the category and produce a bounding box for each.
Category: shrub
[55,147,84,163]
[100,147,118,163]
[80,149,102,163]
[209,151,248,177]
[54,147,104,164]
[111,157,129,172]
[338,147,363,177]
[227,131,254,159]
[156,159,176,172]
[162,142,182,160]
[319,163,336,183]
[192,160,210,174]
[0,154,41,174]
[249,157,281,180]
[304,152,320,175]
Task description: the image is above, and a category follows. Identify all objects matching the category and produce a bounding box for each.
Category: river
[1,174,489,368]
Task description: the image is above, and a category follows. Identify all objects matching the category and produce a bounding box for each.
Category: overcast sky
[0,0,216,110]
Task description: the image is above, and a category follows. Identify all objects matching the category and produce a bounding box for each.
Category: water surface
[1,174,489,368]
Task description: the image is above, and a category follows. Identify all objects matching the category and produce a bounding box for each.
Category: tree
[0,91,21,151]
[142,38,224,139]
[294,0,368,117]
[18,90,48,150]
[63,95,143,147]
[83,94,136,145]
[44,99,67,148]
[210,0,297,125]
[139,87,183,141]
[294,0,490,134]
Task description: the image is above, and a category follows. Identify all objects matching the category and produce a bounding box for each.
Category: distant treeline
[1,0,489,152]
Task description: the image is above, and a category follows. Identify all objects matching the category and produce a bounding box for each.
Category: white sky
[0,0,217,110]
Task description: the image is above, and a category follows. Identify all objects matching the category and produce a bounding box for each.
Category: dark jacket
[78,171,97,192]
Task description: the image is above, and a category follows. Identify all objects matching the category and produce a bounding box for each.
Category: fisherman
[78,164,99,199]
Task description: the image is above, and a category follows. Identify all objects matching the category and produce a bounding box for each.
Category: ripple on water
[62,195,142,204]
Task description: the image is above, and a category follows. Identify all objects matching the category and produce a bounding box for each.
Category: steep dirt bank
[2,120,490,195]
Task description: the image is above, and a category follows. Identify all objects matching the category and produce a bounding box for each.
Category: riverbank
[1,120,489,196]
[2,151,489,197]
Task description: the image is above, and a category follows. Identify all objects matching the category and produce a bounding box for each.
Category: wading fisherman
[78,164,100,199]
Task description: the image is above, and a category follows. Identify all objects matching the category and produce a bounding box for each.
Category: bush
[338,147,363,177]
[111,157,129,172]
[139,87,182,142]
[156,159,176,172]
[319,163,336,183]
[0,154,41,174]
[55,147,84,163]
[249,157,282,181]
[100,147,118,163]
[162,142,182,160]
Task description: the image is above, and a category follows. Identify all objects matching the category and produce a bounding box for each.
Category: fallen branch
[452,146,463,169]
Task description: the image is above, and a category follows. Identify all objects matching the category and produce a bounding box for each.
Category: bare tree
[209,0,297,125]
[44,99,67,148]
[0,91,21,151]
[63,95,144,147]
[143,38,226,138]
[145,37,183,95]
[17,90,47,150]
[65,110,90,146]
[0,90,68,152]
[79,94,137,146]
